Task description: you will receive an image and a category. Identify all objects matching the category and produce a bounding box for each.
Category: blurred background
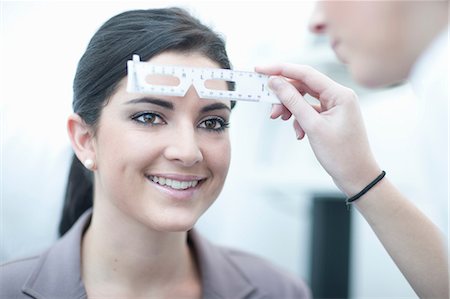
[1,1,447,298]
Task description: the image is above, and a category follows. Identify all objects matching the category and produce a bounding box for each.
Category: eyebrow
[200,102,231,113]
[125,97,174,109]
[125,97,231,113]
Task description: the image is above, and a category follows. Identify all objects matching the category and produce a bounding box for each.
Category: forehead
[148,51,220,68]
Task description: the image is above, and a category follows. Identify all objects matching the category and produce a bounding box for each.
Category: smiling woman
[76,51,234,234]
[0,7,310,299]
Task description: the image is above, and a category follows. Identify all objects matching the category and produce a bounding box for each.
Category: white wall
[2,2,447,298]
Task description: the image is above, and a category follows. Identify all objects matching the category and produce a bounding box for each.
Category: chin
[164,223,196,232]
[357,75,406,89]
[351,62,408,88]
[355,76,385,88]
[152,216,198,233]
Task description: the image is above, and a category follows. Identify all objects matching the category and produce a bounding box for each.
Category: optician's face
[309,1,422,87]
[92,52,231,232]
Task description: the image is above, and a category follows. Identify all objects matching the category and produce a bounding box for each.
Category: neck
[81,203,200,298]
[405,2,449,72]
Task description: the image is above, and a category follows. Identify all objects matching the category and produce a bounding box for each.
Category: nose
[308,4,327,34]
[164,125,203,167]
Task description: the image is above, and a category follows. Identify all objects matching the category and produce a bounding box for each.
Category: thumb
[269,76,318,129]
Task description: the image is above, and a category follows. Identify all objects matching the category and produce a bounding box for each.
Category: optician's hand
[257,64,449,299]
[256,64,381,196]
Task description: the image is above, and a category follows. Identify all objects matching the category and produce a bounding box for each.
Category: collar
[22,210,90,299]
[21,210,256,299]
[189,230,257,299]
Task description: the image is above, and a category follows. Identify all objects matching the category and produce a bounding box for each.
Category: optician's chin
[350,61,407,89]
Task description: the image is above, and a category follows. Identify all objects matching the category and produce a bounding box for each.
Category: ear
[67,113,96,169]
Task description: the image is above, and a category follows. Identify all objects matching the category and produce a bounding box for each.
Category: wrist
[336,166,383,197]
[345,171,386,205]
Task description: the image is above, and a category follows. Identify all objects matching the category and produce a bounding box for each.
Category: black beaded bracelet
[346,171,386,205]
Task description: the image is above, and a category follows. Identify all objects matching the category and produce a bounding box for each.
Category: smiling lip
[330,39,348,64]
[145,173,206,200]
[331,39,339,51]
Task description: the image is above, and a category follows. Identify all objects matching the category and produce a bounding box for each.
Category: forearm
[354,178,449,299]
[257,64,449,297]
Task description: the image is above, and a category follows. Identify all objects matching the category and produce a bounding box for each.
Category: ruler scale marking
[127,55,279,104]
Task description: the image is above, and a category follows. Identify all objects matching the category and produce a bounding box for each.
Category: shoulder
[220,247,311,298]
[0,255,42,298]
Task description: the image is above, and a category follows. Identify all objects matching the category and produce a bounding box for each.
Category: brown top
[1,210,310,299]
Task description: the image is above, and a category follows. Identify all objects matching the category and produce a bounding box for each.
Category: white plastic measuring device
[127,55,279,103]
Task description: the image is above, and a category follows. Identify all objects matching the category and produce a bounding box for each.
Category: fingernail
[268,77,284,91]
[270,107,277,119]
[295,127,302,140]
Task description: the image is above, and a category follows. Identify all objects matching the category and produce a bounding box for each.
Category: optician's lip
[330,39,347,64]
[331,39,340,50]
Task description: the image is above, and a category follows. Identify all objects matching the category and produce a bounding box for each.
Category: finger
[288,79,319,99]
[255,64,284,75]
[258,65,317,97]
[281,109,292,120]
[270,104,283,119]
[268,76,319,129]
[293,120,305,140]
[312,104,322,113]
[271,104,292,120]
[258,65,315,97]
[258,63,345,100]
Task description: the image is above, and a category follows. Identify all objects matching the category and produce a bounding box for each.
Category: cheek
[342,3,399,57]
[202,135,231,179]
[98,128,148,165]
[334,5,403,87]
[348,28,406,87]
[94,123,164,188]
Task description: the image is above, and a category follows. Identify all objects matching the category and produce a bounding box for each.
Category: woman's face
[309,1,422,87]
[91,52,231,232]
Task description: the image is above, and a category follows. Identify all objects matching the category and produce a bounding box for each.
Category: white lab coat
[409,26,449,237]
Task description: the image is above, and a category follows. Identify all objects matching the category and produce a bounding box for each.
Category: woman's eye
[132,112,165,126]
[199,117,229,132]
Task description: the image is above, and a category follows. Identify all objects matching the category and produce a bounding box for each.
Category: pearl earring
[84,159,95,170]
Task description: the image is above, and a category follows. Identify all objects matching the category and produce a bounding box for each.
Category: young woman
[0,8,310,299]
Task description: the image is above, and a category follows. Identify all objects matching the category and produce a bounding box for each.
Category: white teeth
[172,181,181,189]
[148,176,200,190]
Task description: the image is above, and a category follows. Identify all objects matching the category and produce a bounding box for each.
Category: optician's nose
[308,4,327,34]
[163,125,203,167]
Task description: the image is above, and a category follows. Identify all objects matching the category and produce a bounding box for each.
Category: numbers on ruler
[129,58,278,103]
